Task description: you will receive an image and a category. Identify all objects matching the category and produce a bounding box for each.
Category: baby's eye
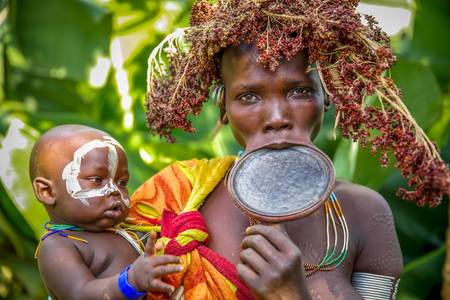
[289,87,313,98]
[87,176,103,184]
[238,93,260,104]
[117,179,128,187]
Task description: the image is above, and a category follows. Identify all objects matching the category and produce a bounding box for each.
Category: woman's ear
[219,88,229,125]
[33,177,56,205]
[323,92,331,112]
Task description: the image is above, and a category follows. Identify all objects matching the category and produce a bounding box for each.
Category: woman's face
[221,44,325,153]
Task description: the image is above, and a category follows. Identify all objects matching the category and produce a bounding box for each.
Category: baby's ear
[33,177,56,205]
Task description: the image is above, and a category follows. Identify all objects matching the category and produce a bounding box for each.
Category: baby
[30,124,181,300]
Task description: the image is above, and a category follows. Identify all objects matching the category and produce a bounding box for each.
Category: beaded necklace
[34,222,144,258]
[304,192,349,277]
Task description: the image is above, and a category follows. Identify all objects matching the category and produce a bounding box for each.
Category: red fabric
[161,210,210,256]
[198,246,253,300]
[129,160,254,300]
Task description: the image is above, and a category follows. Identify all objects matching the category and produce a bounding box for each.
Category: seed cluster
[146,0,450,206]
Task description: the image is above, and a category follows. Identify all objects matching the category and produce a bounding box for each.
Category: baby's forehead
[67,135,123,157]
[56,136,126,175]
[42,133,122,166]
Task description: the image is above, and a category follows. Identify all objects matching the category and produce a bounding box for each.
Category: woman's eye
[238,93,260,103]
[289,87,312,98]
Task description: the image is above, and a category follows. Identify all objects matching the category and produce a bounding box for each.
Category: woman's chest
[200,182,357,269]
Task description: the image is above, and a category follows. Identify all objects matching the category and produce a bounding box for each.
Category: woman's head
[145,0,449,206]
[145,0,386,142]
[221,44,325,152]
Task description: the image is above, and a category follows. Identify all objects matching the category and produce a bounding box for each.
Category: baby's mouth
[104,201,123,218]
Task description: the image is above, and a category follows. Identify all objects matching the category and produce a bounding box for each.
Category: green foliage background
[0,0,449,299]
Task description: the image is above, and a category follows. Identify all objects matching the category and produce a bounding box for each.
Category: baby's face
[54,136,130,231]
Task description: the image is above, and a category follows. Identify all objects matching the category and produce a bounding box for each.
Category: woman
[126,1,449,299]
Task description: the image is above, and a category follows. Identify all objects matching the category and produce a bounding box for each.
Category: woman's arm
[339,183,403,299]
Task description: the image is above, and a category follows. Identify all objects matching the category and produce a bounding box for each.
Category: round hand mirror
[227,144,335,222]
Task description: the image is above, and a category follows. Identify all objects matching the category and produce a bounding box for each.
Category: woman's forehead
[221,44,315,87]
[221,43,259,66]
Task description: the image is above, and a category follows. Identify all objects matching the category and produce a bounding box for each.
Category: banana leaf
[0,118,46,239]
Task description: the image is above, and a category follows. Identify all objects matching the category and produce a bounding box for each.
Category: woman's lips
[245,139,310,153]
[265,142,297,149]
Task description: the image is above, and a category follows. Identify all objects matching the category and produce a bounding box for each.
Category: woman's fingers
[242,224,303,279]
[239,224,307,299]
[246,224,299,256]
[241,232,282,264]
[171,285,184,300]
[239,245,269,275]
[236,263,259,289]
[269,223,288,235]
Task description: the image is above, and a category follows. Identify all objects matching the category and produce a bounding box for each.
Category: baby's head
[30,125,130,231]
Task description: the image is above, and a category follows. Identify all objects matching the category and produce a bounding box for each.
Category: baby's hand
[127,231,183,294]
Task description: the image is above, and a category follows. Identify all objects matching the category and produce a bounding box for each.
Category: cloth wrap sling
[126,157,254,300]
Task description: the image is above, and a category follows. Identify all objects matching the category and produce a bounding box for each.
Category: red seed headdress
[146,0,450,207]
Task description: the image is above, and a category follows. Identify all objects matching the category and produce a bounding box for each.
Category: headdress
[145,0,450,207]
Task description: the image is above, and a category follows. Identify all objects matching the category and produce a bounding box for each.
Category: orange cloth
[127,158,253,300]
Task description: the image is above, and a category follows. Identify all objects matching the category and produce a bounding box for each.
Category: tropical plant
[0,0,448,299]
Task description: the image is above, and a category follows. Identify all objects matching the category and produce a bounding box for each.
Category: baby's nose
[105,180,121,196]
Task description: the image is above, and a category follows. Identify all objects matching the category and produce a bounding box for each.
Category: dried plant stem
[374,88,438,159]
[260,10,308,22]
[316,62,332,98]
[147,27,189,112]
[329,68,343,90]
[170,58,191,105]
[355,31,381,52]
[333,111,341,140]
[380,78,439,158]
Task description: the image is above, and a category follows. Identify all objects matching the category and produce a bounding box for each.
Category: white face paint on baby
[61,136,130,207]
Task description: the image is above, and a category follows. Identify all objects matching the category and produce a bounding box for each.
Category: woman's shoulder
[333,180,392,217]
[334,180,403,277]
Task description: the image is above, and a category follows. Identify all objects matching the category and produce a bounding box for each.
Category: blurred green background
[0,0,449,299]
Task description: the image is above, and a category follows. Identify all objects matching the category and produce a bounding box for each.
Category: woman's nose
[263,101,293,132]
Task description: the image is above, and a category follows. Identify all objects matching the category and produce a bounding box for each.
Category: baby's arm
[38,232,182,300]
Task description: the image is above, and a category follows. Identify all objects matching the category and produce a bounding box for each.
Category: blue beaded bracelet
[118,264,146,300]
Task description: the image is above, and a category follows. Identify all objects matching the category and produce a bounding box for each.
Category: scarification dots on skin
[367,213,399,271]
